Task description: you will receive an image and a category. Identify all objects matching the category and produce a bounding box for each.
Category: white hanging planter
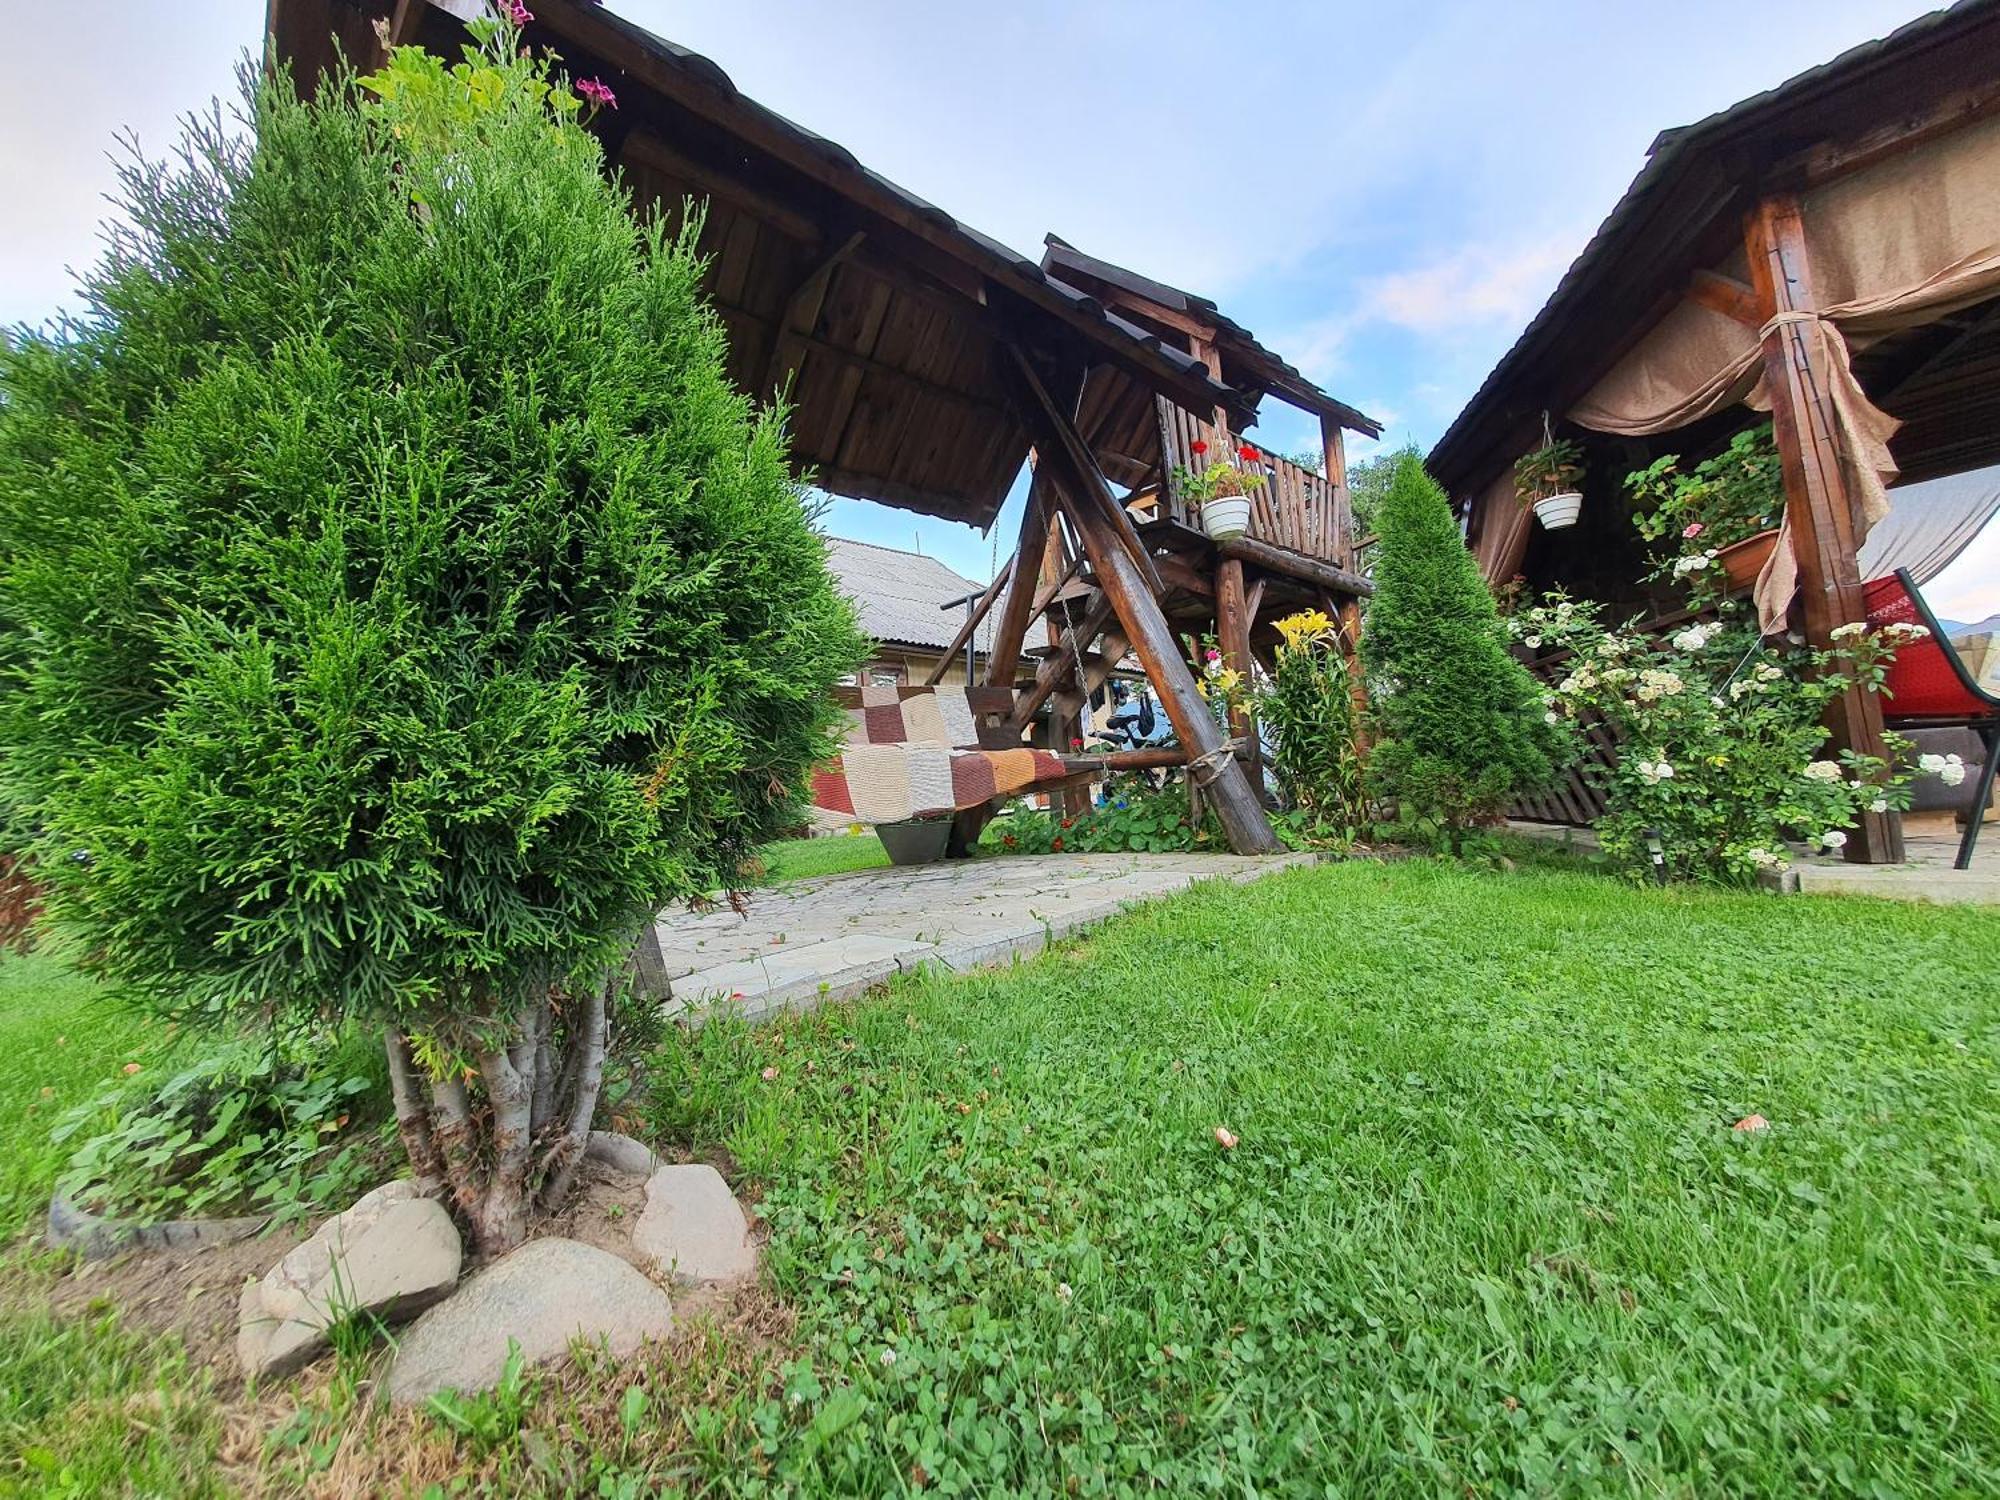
[1201,496,1253,540]
[1532,491,1583,530]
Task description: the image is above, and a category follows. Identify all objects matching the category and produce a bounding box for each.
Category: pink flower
[577,76,618,110]
[504,0,532,24]
[1682,522,1704,539]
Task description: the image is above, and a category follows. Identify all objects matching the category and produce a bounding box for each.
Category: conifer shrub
[0,22,864,1252]
[1361,454,1564,848]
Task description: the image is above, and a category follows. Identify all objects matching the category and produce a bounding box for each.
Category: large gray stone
[631,1164,758,1286]
[385,1237,673,1405]
[238,1183,460,1379]
[585,1129,661,1177]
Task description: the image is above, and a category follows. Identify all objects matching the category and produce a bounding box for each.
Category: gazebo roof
[271,0,1259,532]
[1427,0,2000,500]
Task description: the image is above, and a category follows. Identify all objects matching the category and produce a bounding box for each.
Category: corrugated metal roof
[825,536,1011,656]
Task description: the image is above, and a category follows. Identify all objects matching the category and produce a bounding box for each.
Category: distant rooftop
[824,536,1009,656]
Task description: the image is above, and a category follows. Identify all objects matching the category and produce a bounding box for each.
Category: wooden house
[1428,0,2000,862]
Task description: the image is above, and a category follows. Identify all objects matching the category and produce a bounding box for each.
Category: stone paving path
[653,851,1317,1023]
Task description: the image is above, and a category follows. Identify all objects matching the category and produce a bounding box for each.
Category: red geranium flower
[1237,445,1259,462]
[1070,736,1084,750]
[1190,440,1208,455]
[1051,836,1065,852]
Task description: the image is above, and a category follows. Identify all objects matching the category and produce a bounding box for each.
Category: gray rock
[386,1237,673,1405]
[631,1164,758,1286]
[48,1191,267,1261]
[585,1129,661,1177]
[238,1185,460,1380]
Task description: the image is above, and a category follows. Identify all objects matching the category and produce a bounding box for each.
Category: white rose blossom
[1820,830,1848,850]
[1829,622,1867,640]
[1803,760,1843,783]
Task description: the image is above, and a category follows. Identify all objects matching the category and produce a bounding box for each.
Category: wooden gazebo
[270,0,1380,854]
[1429,0,2000,864]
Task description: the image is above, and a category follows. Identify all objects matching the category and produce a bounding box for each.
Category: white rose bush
[1510,593,1929,883]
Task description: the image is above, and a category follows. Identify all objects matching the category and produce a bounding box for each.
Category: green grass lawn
[753,832,890,884]
[645,861,2000,1496]
[3,862,1998,1496]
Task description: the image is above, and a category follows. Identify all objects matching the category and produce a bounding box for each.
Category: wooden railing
[1155,398,1354,566]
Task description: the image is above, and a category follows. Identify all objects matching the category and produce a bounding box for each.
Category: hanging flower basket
[1201,497,1253,540]
[1532,491,1584,529]
[1516,436,1586,531]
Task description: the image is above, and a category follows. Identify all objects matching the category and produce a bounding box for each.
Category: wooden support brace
[1003,349,1279,855]
[983,478,1053,699]
[922,553,1013,688]
[1007,592,1117,734]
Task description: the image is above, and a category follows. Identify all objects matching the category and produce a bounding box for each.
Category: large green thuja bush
[0,25,863,1252]
[1362,454,1564,847]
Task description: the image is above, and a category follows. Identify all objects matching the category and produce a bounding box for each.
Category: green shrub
[1361,455,1564,847]
[0,20,863,1252]
[52,1032,391,1224]
[1512,593,1917,882]
[1258,609,1366,841]
[988,777,1217,855]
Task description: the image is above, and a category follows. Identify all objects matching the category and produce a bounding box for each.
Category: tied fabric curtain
[1564,113,2000,632]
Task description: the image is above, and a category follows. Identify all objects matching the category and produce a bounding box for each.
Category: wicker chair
[1863,568,2000,871]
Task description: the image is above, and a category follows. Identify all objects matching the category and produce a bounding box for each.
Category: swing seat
[808,685,1072,829]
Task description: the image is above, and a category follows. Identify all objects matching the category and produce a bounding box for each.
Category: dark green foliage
[987,777,1218,854]
[51,1029,391,1223]
[1362,454,1561,840]
[0,47,865,1039]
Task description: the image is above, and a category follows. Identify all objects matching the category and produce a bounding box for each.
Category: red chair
[1863,568,2000,870]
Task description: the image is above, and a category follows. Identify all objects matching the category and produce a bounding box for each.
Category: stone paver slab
[657,852,1316,1022]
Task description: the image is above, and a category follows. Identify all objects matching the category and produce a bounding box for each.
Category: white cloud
[1360,237,1582,337]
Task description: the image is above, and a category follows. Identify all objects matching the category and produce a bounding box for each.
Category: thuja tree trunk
[383,976,612,1259]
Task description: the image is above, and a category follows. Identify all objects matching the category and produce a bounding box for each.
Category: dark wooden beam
[1152,554,1215,599]
[921,553,1013,688]
[1216,536,1372,598]
[1744,194,1901,864]
[763,230,866,396]
[1004,350,1279,855]
[1006,592,1116,734]
[1687,269,1763,328]
[1216,556,1260,781]
[984,476,1054,702]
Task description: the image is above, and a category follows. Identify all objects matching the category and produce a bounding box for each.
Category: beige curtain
[1565,112,2000,632]
[1470,467,1533,586]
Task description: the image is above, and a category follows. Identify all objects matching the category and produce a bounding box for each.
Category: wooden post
[983,478,1051,701]
[1320,414,1352,568]
[1744,195,1902,864]
[1216,557,1261,786]
[1004,350,1280,855]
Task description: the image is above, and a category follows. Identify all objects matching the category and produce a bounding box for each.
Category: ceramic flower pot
[876,816,951,865]
[1201,496,1253,540]
[1531,491,1583,529]
[1716,528,1780,592]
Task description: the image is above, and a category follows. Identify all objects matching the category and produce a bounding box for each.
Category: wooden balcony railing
[1155,397,1355,567]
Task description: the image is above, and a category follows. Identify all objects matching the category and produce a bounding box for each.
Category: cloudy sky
[4,1,1994,619]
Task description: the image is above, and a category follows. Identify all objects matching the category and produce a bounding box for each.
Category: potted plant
[1173,439,1269,540]
[1514,438,1586,529]
[1627,424,1785,591]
